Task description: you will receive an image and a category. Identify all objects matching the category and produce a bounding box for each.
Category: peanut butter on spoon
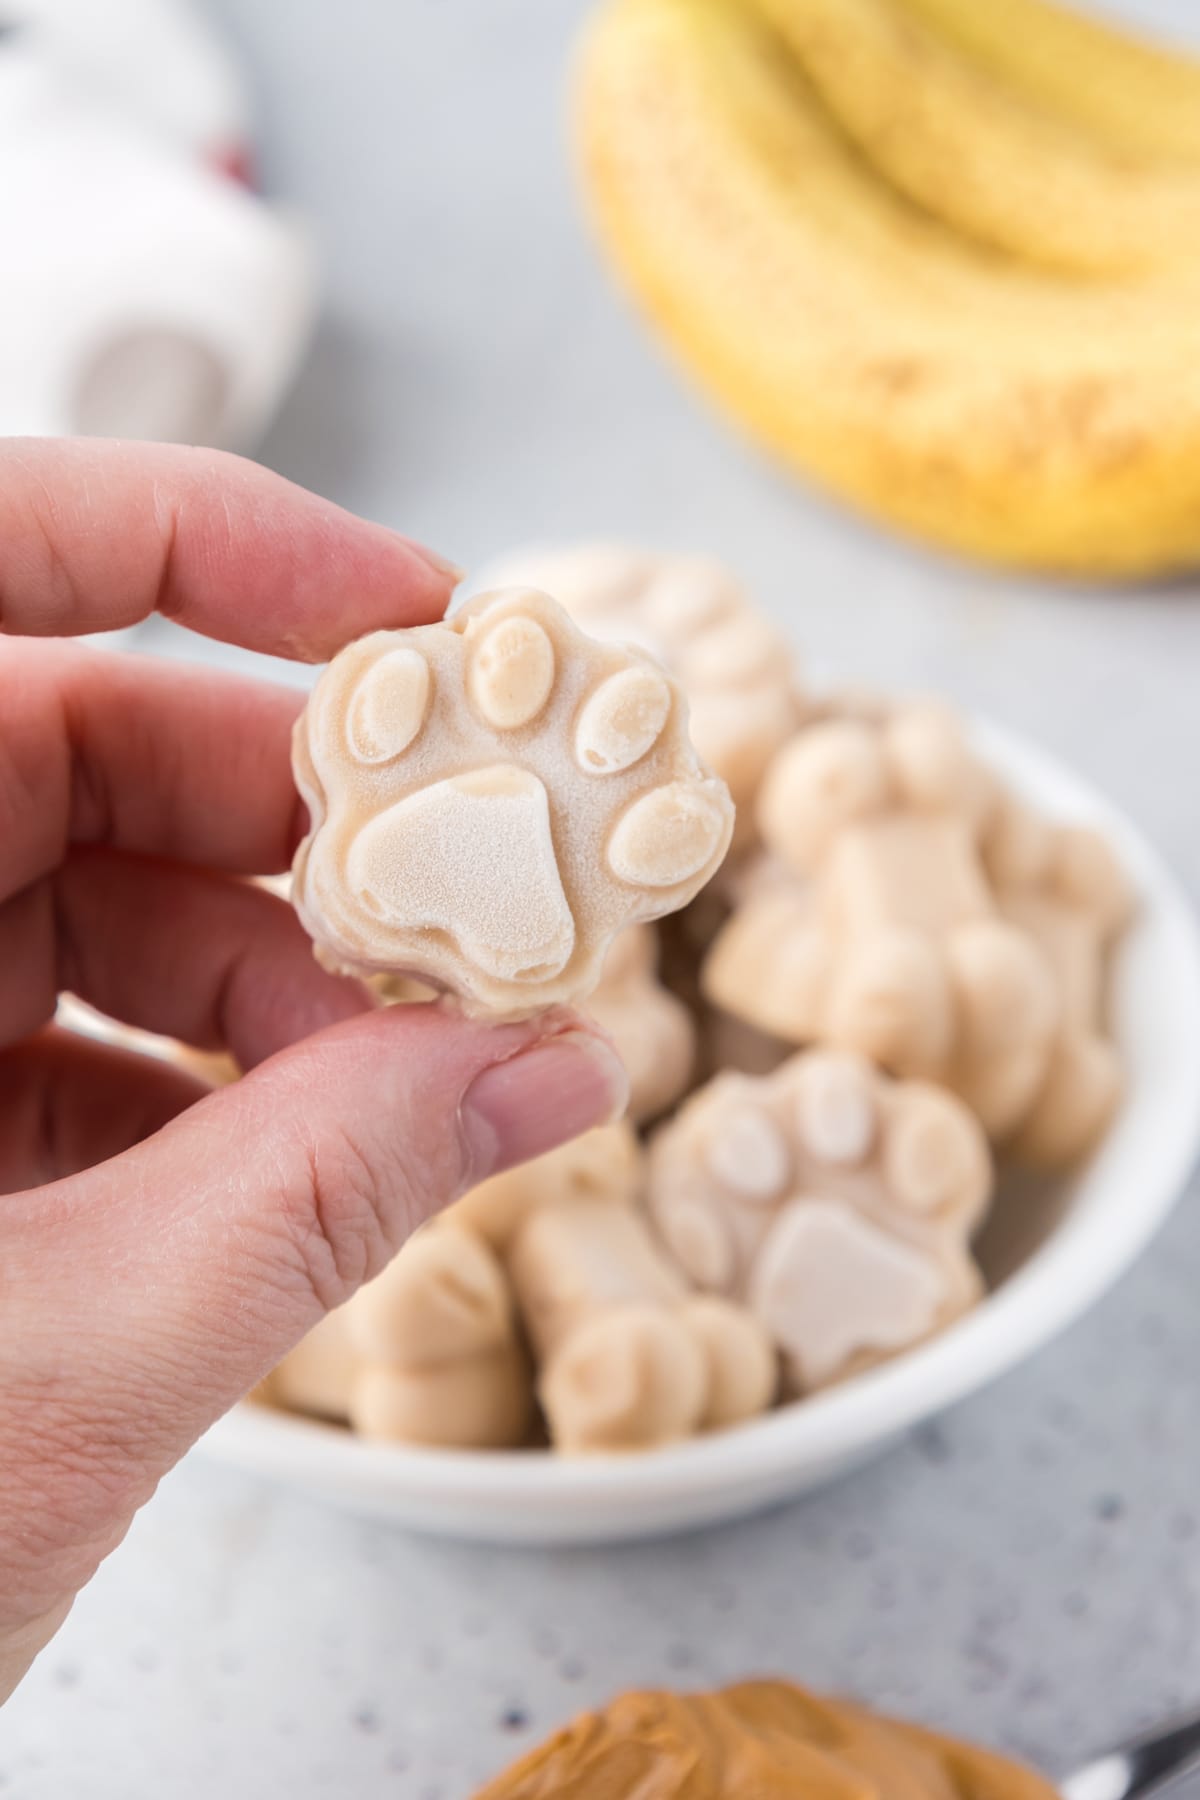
[474,1681,1059,1800]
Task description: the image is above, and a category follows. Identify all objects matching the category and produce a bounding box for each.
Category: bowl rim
[199,716,1200,1514]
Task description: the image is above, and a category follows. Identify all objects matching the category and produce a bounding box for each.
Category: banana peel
[898,0,1200,165]
[577,0,1200,576]
[748,0,1200,275]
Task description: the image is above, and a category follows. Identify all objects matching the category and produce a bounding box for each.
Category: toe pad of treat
[291,587,734,1017]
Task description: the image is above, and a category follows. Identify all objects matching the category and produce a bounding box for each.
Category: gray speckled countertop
[5,3,1200,1794]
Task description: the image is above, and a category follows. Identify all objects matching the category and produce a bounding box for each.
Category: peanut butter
[473,1681,1058,1800]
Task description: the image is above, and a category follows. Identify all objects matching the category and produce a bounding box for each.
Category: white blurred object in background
[6,0,252,171]
[0,7,315,452]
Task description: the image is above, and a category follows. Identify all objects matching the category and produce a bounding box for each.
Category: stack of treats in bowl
[256,546,1134,1456]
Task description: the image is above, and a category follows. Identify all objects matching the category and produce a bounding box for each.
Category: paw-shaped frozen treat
[586,924,696,1122]
[509,1199,777,1451]
[268,1304,358,1423]
[707,699,1133,1164]
[342,1222,533,1450]
[479,545,804,827]
[647,1051,990,1392]
[704,825,1061,1141]
[756,703,995,881]
[268,1222,533,1449]
[292,587,734,1018]
[989,820,1133,1166]
[451,1119,643,1250]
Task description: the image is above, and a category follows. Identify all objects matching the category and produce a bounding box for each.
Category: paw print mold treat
[268,1222,534,1449]
[508,1199,776,1451]
[704,827,1060,1141]
[479,545,804,823]
[451,1119,643,1250]
[585,924,696,1122]
[756,703,996,880]
[992,824,1133,1165]
[708,697,1134,1162]
[269,1304,358,1423]
[292,587,734,1018]
[343,1223,533,1450]
[647,1051,990,1392]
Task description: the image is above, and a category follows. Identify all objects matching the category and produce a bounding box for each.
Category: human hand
[0,440,626,1701]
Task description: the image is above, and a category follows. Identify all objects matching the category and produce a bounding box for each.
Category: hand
[0,440,626,1702]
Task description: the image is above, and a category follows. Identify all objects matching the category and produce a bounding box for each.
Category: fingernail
[404,538,465,584]
[459,1030,629,1182]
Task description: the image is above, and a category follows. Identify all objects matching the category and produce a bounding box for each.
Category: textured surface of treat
[648,1050,989,1391]
[584,924,696,1121]
[509,1197,775,1450]
[473,1679,1061,1800]
[450,1120,643,1249]
[292,586,734,1016]
[476,545,803,827]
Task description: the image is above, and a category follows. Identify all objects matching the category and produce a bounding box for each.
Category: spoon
[1061,1709,1200,1800]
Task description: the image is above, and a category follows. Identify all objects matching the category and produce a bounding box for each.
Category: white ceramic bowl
[197,719,1200,1544]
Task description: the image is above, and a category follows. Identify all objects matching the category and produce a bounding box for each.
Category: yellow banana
[577,0,1200,576]
[898,0,1200,165]
[747,0,1200,275]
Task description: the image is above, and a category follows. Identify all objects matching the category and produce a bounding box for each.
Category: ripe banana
[898,0,1200,165]
[577,0,1200,575]
[746,0,1200,275]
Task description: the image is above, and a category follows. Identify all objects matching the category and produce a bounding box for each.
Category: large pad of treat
[473,1679,1061,1800]
[508,1198,776,1451]
[704,701,1133,1164]
[647,1049,990,1392]
[291,586,734,1018]
[477,545,804,823]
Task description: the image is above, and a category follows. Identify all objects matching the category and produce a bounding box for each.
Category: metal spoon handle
[1062,1711,1200,1800]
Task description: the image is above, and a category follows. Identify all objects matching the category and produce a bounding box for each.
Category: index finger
[0,438,459,659]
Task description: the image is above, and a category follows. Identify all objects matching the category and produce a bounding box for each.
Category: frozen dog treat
[647,1051,989,1391]
[479,545,803,827]
[992,827,1131,1165]
[350,1346,531,1451]
[704,835,1060,1136]
[509,1199,776,1450]
[680,1295,780,1429]
[451,1120,643,1249]
[292,587,734,1018]
[706,693,1133,1162]
[585,924,696,1121]
[341,1222,534,1450]
[347,1223,514,1368]
[270,1305,357,1424]
[268,1222,533,1449]
[757,705,993,880]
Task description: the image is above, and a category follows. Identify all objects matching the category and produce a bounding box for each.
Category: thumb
[3,1006,625,1614]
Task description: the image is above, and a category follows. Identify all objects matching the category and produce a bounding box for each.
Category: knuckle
[281,1121,393,1311]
